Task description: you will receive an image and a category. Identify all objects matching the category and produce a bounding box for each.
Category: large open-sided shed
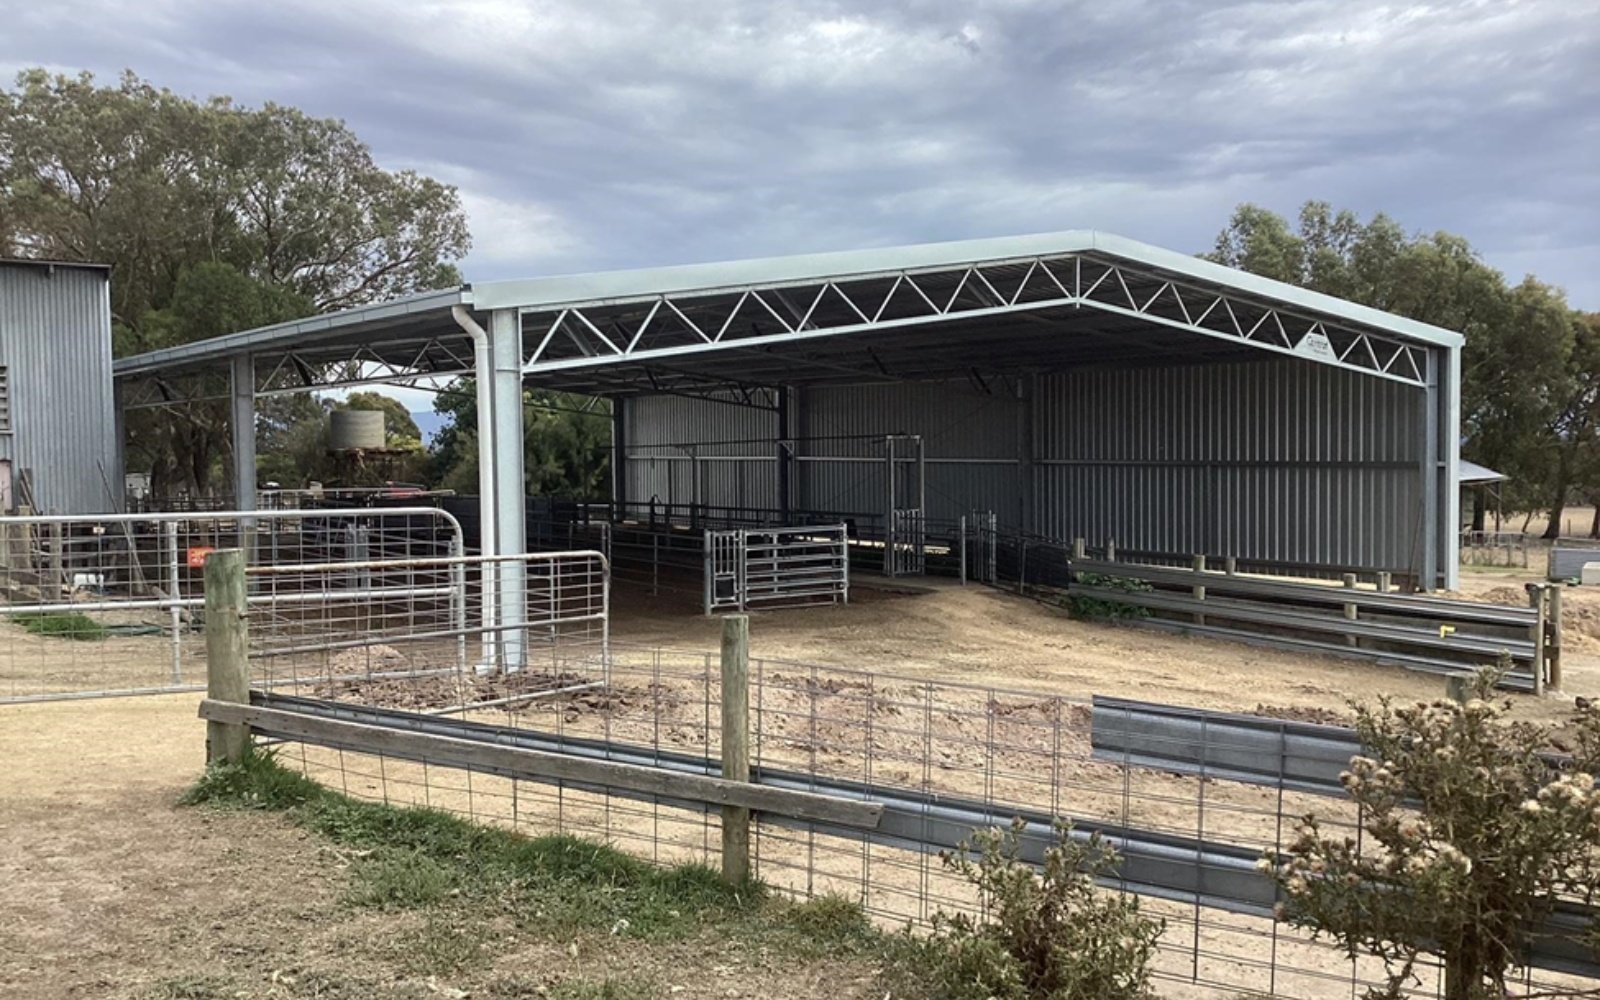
[114,231,1463,589]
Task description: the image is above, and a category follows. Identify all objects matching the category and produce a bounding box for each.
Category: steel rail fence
[0,506,466,702]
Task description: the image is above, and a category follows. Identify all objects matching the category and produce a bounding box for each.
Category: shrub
[13,611,108,640]
[918,818,1163,1000]
[1061,574,1151,621]
[1265,663,1600,1000]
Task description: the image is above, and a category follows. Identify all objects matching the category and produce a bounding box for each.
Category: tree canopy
[0,68,470,496]
[430,382,611,500]
[1207,201,1595,536]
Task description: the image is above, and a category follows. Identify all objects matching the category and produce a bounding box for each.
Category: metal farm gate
[703,524,849,614]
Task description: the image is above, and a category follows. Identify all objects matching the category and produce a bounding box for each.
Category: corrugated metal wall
[0,264,117,513]
[623,395,778,511]
[621,356,1428,574]
[798,382,1018,521]
[1034,360,1422,571]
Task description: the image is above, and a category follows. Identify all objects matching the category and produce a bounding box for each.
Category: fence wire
[260,640,1594,1000]
[0,507,462,702]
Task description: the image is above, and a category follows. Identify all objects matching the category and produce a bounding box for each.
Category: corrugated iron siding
[622,356,1426,572]
[1034,359,1421,570]
[624,395,777,510]
[0,264,117,513]
[798,382,1018,521]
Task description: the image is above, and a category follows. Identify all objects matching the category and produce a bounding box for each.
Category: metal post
[703,529,713,616]
[166,521,182,684]
[612,396,628,511]
[884,435,896,577]
[490,309,527,671]
[959,515,967,585]
[1193,554,1206,626]
[720,614,751,884]
[776,387,792,524]
[1441,345,1462,591]
[1532,585,1549,696]
[229,354,257,565]
[204,549,249,765]
[1419,350,1440,591]
[1549,586,1563,691]
[1017,376,1035,534]
[1342,573,1359,648]
[690,446,701,531]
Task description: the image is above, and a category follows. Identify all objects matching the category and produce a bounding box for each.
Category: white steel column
[230,354,258,570]
[1441,345,1462,590]
[490,309,527,670]
[230,354,257,510]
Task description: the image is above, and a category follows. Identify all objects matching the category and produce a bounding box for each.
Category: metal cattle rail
[0,507,465,702]
[703,524,849,614]
[1067,553,1559,692]
[213,689,1600,979]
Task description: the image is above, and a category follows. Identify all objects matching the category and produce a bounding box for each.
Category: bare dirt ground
[612,570,1600,724]
[7,574,1600,998]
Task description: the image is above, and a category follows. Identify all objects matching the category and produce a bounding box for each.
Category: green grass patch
[184,749,910,993]
[184,749,762,938]
[12,611,108,640]
[545,980,658,1000]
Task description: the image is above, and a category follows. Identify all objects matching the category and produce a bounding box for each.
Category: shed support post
[1420,348,1456,592]
[776,387,792,524]
[230,354,256,565]
[1017,376,1036,535]
[111,380,127,513]
[1440,346,1462,591]
[612,396,628,514]
[490,309,527,671]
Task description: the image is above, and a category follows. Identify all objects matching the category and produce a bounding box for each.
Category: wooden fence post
[205,548,250,764]
[720,614,751,884]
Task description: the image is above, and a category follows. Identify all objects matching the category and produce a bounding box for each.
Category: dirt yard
[6,572,1600,998]
[611,568,1600,724]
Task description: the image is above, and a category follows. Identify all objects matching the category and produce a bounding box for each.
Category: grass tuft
[13,611,108,641]
[349,848,458,908]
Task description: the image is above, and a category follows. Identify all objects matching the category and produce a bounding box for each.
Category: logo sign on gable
[1295,331,1336,361]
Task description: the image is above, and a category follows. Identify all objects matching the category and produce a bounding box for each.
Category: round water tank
[330,409,386,450]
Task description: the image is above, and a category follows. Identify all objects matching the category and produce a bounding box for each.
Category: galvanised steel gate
[703,524,849,614]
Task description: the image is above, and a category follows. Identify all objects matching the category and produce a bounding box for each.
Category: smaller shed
[0,259,118,513]
[1459,459,1507,531]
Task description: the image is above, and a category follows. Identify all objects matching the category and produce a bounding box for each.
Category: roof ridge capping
[463,229,1462,350]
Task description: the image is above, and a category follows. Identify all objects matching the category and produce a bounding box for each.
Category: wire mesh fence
[249,549,610,711]
[248,628,1600,1000]
[0,507,463,701]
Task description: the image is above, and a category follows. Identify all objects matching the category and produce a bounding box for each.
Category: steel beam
[489,309,527,670]
[230,354,256,513]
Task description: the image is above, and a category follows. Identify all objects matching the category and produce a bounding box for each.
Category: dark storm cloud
[4,0,1597,305]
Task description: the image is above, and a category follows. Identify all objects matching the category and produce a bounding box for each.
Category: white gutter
[450,305,499,669]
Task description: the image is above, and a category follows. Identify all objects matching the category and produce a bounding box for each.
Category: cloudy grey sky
[4,0,1598,308]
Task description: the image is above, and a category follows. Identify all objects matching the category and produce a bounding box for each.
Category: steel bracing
[515,252,1430,387]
